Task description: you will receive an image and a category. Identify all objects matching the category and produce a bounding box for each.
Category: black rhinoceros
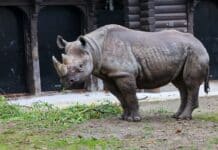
[52,24,210,121]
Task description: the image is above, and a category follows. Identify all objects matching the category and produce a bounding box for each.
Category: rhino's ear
[79,36,87,47]
[57,35,68,49]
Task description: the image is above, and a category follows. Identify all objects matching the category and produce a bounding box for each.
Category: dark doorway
[96,0,125,27]
[194,1,218,79]
[38,6,84,91]
[0,7,27,94]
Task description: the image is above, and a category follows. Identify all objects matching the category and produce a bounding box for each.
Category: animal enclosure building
[0,0,217,95]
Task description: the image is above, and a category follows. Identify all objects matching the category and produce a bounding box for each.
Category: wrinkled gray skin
[53,24,210,122]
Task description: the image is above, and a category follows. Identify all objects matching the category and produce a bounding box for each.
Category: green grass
[209,137,218,145]
[0,96,122,149]
[149,107,171,115]
[195,112,218,123]
[206,137,218,150]
[143,124,154,139]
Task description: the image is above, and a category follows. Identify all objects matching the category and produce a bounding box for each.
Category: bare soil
[71,96,218,149]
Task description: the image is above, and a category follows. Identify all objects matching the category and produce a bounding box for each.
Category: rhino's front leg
[114,75,141,122]
[103,80,129,120]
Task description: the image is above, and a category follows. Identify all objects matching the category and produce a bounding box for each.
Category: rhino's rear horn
[57,35,68,49]
[61,53,71,64]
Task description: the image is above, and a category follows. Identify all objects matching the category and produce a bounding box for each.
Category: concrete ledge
[8,81,218,107]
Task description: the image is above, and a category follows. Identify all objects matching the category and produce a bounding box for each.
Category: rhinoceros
[52,24,209,122]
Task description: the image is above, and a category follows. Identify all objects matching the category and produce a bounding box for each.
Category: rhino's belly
[133,45,186,89]
[136,56,184,89]
[136,71,174,89]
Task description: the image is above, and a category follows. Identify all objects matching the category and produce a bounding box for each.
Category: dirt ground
[70,96,218,150]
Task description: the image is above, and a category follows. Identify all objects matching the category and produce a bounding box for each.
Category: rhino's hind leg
[178,87,200,120]
[172,80,188,119]
[115,76,141,122]
[177,55,207,120]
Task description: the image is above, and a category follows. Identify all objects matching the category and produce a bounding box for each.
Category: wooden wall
[154,0,188,32]
[124,0,141,29]
[140,0,155,31]
[0,0,198,95]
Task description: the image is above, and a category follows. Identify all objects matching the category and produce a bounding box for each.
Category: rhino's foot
[120,111,141,122]
[171,114,179,119]
[171,112,182,119]
[119,111,128,120]
[177,114,192,120]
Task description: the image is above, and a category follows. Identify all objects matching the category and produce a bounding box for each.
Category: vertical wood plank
[29,6,41,94]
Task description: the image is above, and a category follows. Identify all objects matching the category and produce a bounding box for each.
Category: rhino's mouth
[60,76,85,89]
[62,82,84,90]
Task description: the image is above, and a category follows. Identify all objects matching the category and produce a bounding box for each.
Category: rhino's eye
[75,64,84,72]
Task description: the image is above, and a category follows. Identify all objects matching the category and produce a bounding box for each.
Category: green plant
[195,113,218,123]
[0,100,122,149]
[0,96,22,120]
[143,124,153,139]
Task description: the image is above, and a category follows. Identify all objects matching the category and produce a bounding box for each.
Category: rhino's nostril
[70,79,74,83]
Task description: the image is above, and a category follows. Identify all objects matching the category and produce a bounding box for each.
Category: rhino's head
[52,35,93,88]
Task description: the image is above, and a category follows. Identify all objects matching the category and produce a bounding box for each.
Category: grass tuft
[0,96,122,149]
[0,97,121,127]
[0,96,23,120]
[195,113,218,123]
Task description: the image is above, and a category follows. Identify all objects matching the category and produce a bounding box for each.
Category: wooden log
[141,24,155,31]
[187,1,194,33]
[128,21,140,28]
[155,0,186,6]
[124,0,140,6]
[155,5,186,14]
[29,14,41,94]
[0,0,30,5]
[155,27,188,32]
[155,20,187,28]
[155,13,186,21]
[126,14,140,22]
[140,10,155,17]
[140,1,154,9]
[140,0,156,32]
[140,17,155,24]
[125,6,140,14]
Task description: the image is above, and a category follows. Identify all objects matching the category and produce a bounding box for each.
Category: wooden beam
[140,0,155,31]
[140,10,155,17]
[187,1,194,33]
[124,0,140,5]
[155,27,188,32]
[155,20,187,28]
[155,13,186,21]
[155,5,186,14]
[126,14,140,22]
[155,0,186,6]
[125,6,140,14]
[28,6,41,94]
[140,17,155,24]
[128,21,141,28]
[124,0,141,29]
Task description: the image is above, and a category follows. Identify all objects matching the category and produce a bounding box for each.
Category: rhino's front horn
[52,56,68,76]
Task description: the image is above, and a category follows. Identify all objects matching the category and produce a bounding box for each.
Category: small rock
[175,129,182,134]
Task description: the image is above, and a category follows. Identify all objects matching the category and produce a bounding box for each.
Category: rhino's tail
[204,67,210,94]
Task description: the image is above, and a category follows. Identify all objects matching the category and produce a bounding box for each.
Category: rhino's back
[101,26,208,88]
